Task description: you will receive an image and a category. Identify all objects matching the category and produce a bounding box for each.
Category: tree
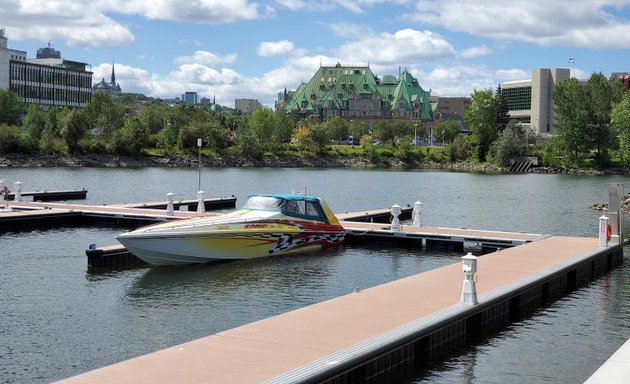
[586,73,622,159]
[0,89,23,125]
[371,119,396,143]
[113,117,149,155]
[61,109,88,154]
[22,104,45,148]
[248,107,275,150]
[465,89,498,161]
[326,116,350,143]
[495,84,510,132]
[291,124,315,151]
[273,107,295,143]
[490,121,523,166]
[611,92,630,165]
[552,77,589,164]
[434,120,461,145]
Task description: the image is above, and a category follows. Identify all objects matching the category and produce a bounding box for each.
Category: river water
[0,167,629,383]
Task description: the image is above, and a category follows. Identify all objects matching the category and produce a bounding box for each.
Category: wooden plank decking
[56,235,606,384]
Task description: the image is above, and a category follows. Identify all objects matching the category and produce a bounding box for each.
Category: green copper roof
[283,63,432,122]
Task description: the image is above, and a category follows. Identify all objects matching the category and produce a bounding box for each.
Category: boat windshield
[243,196,284,211]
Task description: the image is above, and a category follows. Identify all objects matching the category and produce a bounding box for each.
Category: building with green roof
[277,63,432,125]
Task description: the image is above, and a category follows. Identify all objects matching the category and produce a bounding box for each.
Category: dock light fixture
[15,180,22,202]
[460,252,478,305]
[390,204,401,232]
[166,192,175,216]
[197,190,206,214]
[412,201,422,227]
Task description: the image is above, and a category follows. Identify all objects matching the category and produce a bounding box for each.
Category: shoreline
[0,153,627,175]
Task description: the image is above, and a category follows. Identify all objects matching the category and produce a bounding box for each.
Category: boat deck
[56,235,606,384]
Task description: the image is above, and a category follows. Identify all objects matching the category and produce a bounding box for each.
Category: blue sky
[2,1,630,107]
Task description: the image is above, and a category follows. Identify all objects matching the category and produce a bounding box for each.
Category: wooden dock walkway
[56,236,623,384]
[0,197,236,233]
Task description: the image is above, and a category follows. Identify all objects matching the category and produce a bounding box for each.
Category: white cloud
[0,0,134,47]
[459,45,492,58]
[336,28,457,64]
[407,0,630,49]
[0,0,264,48]
[257,40,295,56]
[174,51,237,66]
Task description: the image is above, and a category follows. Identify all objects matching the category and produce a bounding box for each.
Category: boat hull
[118,229,345,265]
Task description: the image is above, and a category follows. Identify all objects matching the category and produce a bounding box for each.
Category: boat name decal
[244,224,268,229]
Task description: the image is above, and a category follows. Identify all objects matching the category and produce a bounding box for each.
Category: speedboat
[115,194,346,265]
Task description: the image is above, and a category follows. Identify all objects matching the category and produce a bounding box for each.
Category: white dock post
[599,214,610,248]
[14,181,22,202]
[166,192,175,216]
[412,201,422,227]
[197,190,205,214]
[460,252,479,305]
[0,179,6,201]
[390,204,401,232]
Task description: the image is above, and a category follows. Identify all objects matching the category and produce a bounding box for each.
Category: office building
[501,68,570,135]
[0,28,93,109]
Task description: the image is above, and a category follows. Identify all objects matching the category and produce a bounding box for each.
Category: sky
[2,0,630,107]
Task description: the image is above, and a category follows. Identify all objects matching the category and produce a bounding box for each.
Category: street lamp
[414,123,418,146]
[197,138,202,192]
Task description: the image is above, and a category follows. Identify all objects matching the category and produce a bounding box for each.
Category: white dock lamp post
[460,252,478,305]
[197,138,202,192]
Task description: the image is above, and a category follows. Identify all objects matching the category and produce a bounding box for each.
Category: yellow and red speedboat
[115,194,345,265]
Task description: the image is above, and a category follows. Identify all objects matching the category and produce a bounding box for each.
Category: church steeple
[110,59,116,85]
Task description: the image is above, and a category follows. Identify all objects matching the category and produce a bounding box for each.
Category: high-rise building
[182,91,198,104]
[0,28,93,109]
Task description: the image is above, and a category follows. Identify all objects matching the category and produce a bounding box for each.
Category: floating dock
[56,236,624,384]
[0,196,237,233]
[6,188,87,201]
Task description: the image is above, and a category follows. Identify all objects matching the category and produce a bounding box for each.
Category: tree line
[1,73,629,169]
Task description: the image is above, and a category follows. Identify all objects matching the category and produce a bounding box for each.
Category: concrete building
[182,91,198,104]
[0,28,26,90]
[235,98,261,115]
[0,28,93,109]
[429,96,471,118]
[501,68,570,135]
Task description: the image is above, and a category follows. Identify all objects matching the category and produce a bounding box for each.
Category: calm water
[0,167,629,383]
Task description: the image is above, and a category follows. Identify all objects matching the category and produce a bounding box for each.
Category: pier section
[56,236,623,384]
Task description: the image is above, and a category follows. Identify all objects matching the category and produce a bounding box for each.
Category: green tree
[61,109,88,154]
[0,89,23,125]
[248,107,275,150]
[586,73,623,159]
[273,107,295,143]
[465,89,498,161]
[326,116,350,143]
[552,77,589,164]
[611,92,630,165]
[291,124,315,151]
[495,84,510,132]
[83,93,124,140]
[434,120,461,145]
[371,119,396,144]
[490,122,523,166]
[113,117,149,155]
[22,104,45,148]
